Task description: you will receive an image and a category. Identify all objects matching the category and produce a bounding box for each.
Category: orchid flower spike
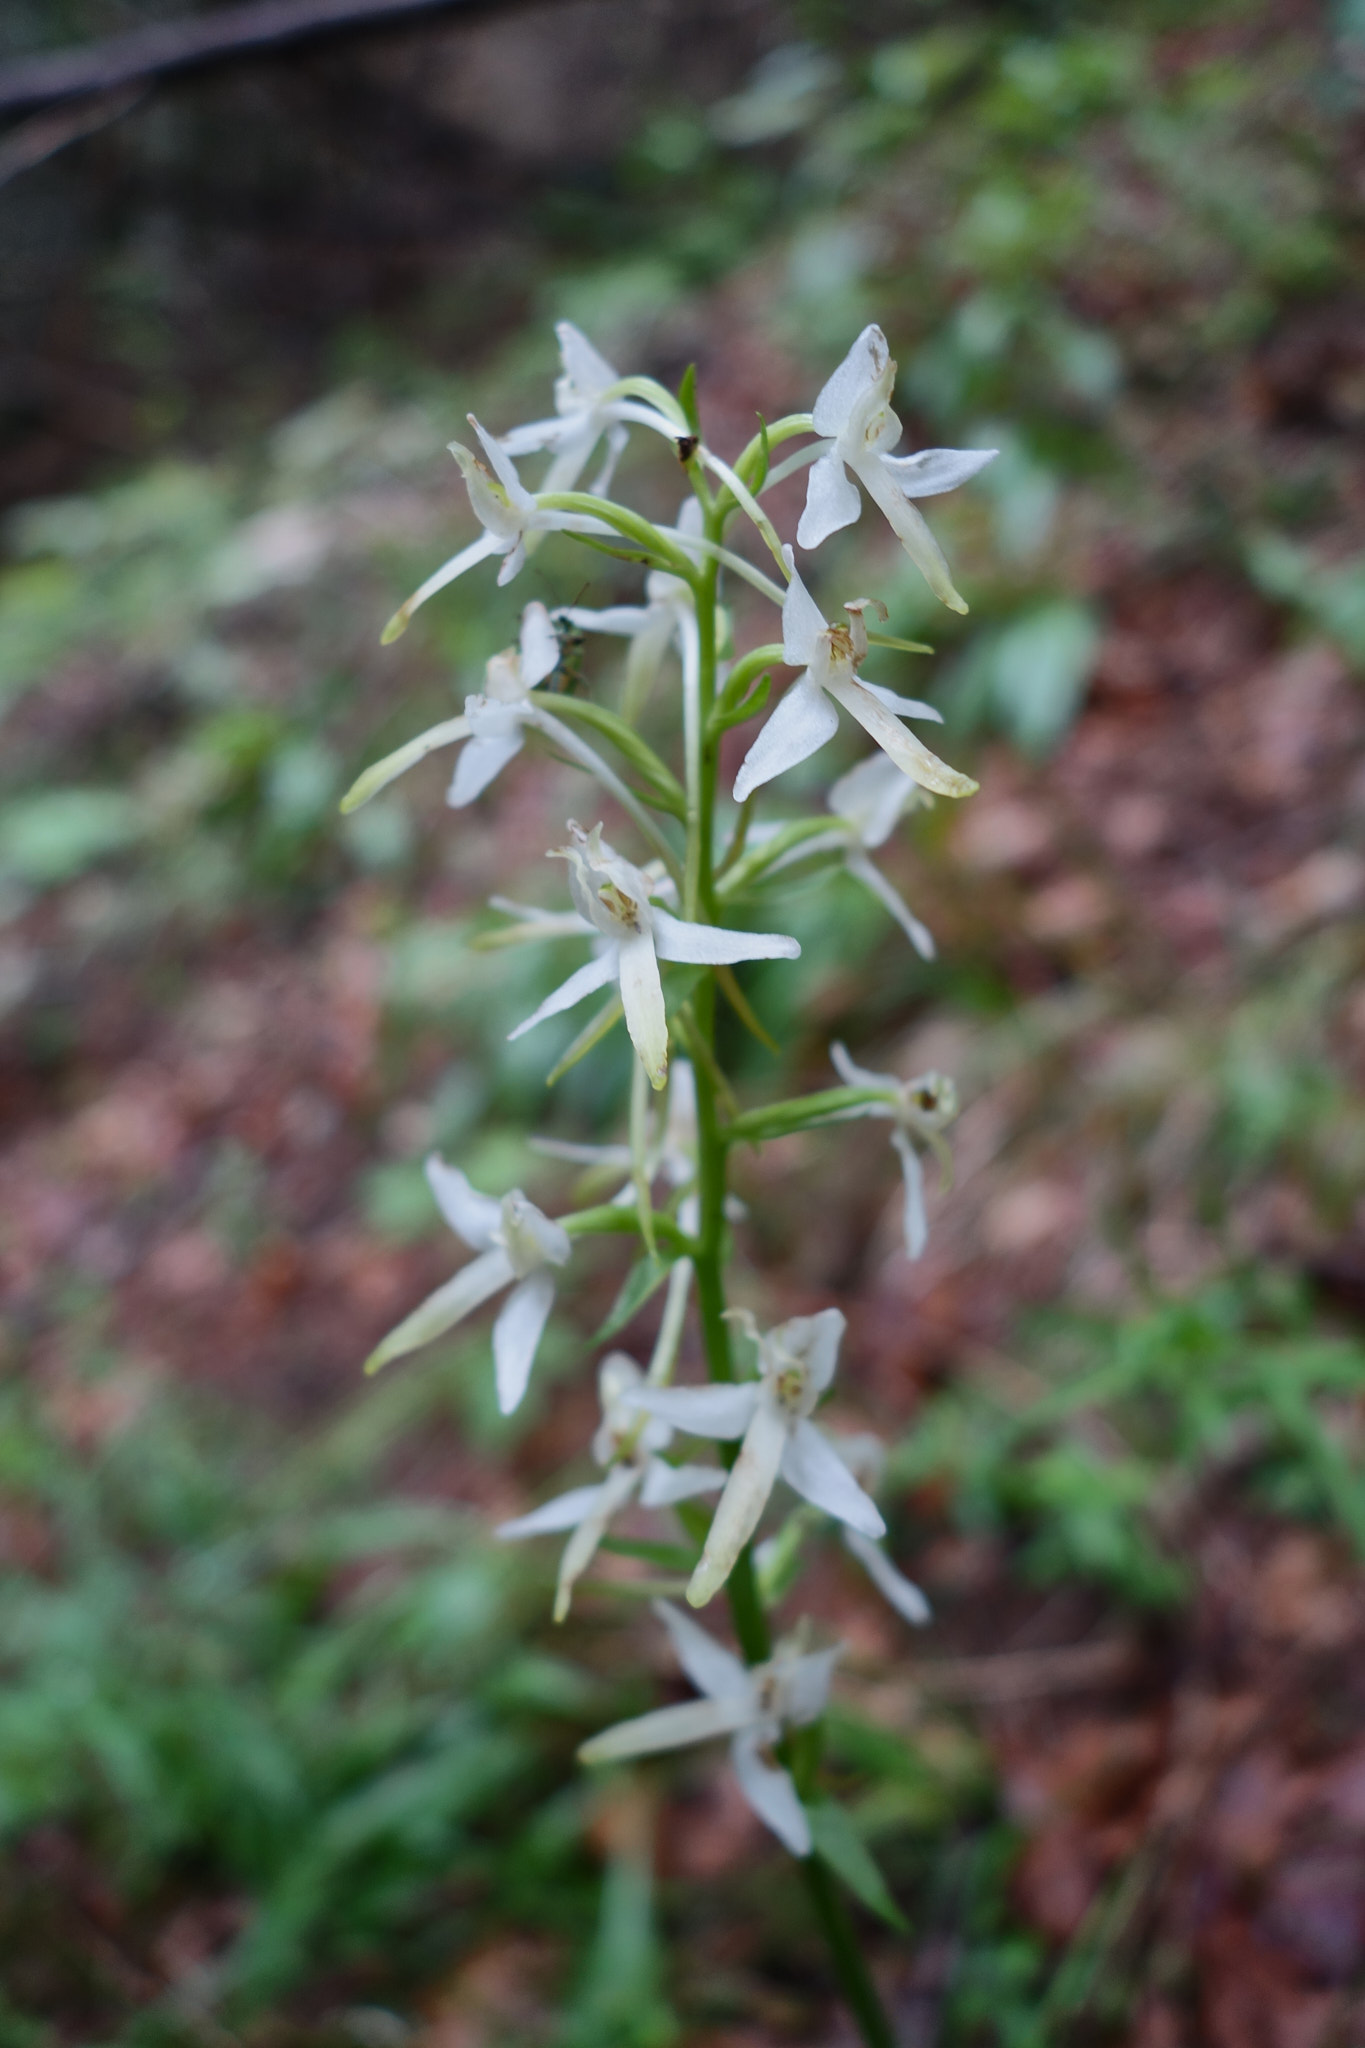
[557,498,702,719]
[627,1307,885,1607]
[500,321,682,499]
[579,1600,840,1857]
[381,416,608,642]
[826,753,937,959]
[798,324,997,615]
[831,1433,931,1625]
[829,1043,958,1260]
[365,1157,570,1414]
[497,1351,723,1621]
[507,822,801,1091]
[733,551,977,805]
[342,601,562,814]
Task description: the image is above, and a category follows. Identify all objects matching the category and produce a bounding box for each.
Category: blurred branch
[0,88,144,187]
[0,0,499,117]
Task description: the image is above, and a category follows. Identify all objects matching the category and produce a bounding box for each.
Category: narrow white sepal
[779,1420,887,1538]
[843,1528,931,1624]
[492,1267,556,1414]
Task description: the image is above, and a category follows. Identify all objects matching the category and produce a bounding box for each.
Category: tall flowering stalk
[348,324,994,2044]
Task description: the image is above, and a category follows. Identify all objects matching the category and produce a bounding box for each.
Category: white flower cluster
[352,322,992,1861]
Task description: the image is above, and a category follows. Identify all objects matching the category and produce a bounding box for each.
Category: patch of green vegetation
[896,1277,1365,1608]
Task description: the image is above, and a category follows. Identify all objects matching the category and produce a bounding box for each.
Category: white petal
[861,682,944,723]
[780,551,830,666]
[843,1528,931,1625]
[781,1645,842,1725]
[890,1126,928,1259]
[688,1397,789,1607]
[579,1695,752,1765]
[365,1246,513,1372]
[557,604,656,636]
[519,601,562,687]
[553,1462,640,1620]
[617,930,669,1090]
[640,1459,725,1508]
[810,324,890,438]
[775,1307,846,1395]
[879,446,998,499]
[654,1598,751,1702]
[627,1383,759,1439]
[507,950,619,1041]
[556,319,618,398]
[652,907,800,967]
[447,731,524,806]
[780,1422,886,1539]
[538,426,598,499]
[730,1729,810,1855]
[497,1484,608,1540]
[826,751,913,846]
[732,672,840,805]
[796,449,862,550]
[424,1157,503,1249]
[829,1040,892,1095]
[492,1268,556,1414]
[823,671,977,800]
[859,456,967,614]
[340,716,471,812]
[588,421,630,496]
[470,414,536,509]
[381,530,502,640]
[495,536,527,586]
[845,850,936,959]
[499,414,569,456]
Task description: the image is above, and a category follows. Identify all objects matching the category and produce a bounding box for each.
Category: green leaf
[596,1255,672,1341]
[678,363,701,437]
[807,1803,907,1930]
[723,1084,892,1145]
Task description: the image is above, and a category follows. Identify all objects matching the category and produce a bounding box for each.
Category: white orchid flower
[382,415,609,642]
[732,551,977,805]
[557,498,702,721]
[826,752,937,958]
[797,323,997,615]
[507,822,801,1091]
[500,321,681,499]
[343,601,562,813]
[579,1600,840,1857]
[626,1307,885,1608]
[740,752,937,959]
[365,1157,570,1415]
[829,1044,958,1260]
[830,1434,931,1625]
[497,1350,723,1621]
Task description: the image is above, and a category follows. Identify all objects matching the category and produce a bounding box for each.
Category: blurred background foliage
[1,0,1365,2041]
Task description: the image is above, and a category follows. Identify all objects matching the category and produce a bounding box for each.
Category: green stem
[802,1859,897,2048]
[683,491,893,2048]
